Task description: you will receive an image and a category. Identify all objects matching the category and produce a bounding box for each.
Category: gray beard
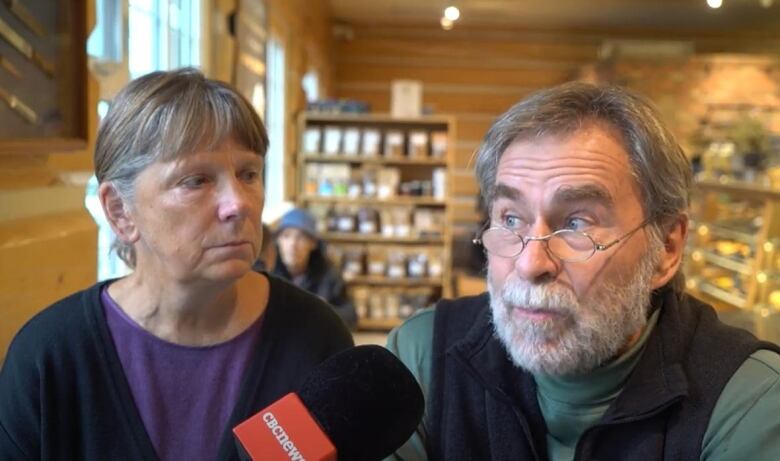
[489,245,660,376]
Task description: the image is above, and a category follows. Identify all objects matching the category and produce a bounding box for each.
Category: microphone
[233,345,424,461]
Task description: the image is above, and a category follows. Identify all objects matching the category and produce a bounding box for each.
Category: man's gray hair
[475,81,691,291]
[94,68,269,268]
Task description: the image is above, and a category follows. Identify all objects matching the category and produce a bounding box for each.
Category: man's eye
[563,217,590,231]
[503,215,522,228]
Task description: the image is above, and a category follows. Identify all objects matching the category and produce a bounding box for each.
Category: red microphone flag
[233,393,337,461]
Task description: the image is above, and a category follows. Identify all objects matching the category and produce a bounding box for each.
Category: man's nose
[513,232,559,283]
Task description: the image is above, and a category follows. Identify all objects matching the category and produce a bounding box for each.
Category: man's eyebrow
[552,185,614,208]
[494,183,528,208]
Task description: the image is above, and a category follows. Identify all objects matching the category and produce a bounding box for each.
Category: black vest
[427,287,780,460]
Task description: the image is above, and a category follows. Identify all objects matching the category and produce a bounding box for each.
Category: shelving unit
[685,179,780,341]
[296,112,456,331]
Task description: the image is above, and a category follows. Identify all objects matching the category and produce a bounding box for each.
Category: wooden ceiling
[329,0,780,34]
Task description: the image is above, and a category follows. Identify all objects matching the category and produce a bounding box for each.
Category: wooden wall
[0,2,98,361]
[266,0,334,200]
[333,25,780,237]
[333,25,600,233]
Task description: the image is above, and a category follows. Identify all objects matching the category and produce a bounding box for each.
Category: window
[302,70,319,103]
[263,37,287,221]
[87,0,203,281]
[128,0,201,78]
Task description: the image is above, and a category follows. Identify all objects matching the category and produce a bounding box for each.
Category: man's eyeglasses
[472,218,652,262]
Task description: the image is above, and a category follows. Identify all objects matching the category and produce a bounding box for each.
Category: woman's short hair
[94,68,269,268]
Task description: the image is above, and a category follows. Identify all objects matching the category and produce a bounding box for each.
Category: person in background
[272,207,357,329]
[252,223,276,272]
[0,69,353,460]
[387,82,780,460]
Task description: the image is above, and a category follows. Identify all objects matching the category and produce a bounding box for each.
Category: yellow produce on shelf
[770,290,780,309]
[712,276,735,290]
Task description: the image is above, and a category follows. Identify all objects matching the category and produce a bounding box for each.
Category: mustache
[497,277,579,313]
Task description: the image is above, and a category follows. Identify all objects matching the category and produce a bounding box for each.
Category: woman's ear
[98,182,139,244]
[651,214,689,290]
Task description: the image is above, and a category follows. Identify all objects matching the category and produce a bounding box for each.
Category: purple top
[102,287,263,461]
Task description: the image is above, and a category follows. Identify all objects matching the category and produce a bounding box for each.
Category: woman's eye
[180,176,208,188]
[240,169,261,182]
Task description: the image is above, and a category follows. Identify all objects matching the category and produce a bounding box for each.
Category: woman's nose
[217,178,253,221]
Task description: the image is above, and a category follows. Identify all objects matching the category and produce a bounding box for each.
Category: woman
[0,69,353,460]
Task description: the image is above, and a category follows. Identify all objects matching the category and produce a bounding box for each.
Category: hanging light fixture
[444,6,461,21]
[706,0,723,8]
[441,5,460,30]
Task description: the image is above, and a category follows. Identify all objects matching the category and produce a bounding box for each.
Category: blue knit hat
[276,208,320,241]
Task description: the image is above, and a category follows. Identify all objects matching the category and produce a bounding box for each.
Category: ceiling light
[440,17,454,30]
[706,0,722,8]
[760,0,773,7]
[444,6,460,21]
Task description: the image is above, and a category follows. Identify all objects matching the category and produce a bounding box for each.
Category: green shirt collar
[534,308,661,406]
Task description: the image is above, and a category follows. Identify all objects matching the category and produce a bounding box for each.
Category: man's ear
[651,214,689,290]
[98,182,139,244]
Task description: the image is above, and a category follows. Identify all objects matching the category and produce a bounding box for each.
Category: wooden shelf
[302,195,446,207]
[357,317,404,331]
[302,112,451,126]
[297,112,455,329]
[691,248,753,275]
[323,232,444,244]
[695,179,780,201]
[699,223,757,245]
[301,153,447,166]
[344,276,443,287]
[705,102,780,112]
[691,280,748,309]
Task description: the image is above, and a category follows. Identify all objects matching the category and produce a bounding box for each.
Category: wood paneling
[451,171,480,197]
[336,62,575,87]
[454,143,481,169]
[337,38,599,64]
[333,25,588,241]
[336,87,532,114]
[266,0,335,200]
[0,1,98,360]
[330,23,780,273]
[0,212,96,360]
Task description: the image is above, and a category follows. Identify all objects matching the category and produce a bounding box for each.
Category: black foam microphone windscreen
[296,344,424,461]
[233,345,424,461]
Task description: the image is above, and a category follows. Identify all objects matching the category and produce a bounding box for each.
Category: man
[387,82,780,460]
[272,208,357,329]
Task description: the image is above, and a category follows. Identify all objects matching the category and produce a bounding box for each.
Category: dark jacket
[272,243,357,329]
[426,287,780,460]
[0,275,353,460]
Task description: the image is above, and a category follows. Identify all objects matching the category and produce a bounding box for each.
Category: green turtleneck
[534,309,660,459]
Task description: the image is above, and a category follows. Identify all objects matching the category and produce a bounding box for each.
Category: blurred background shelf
[302,195,447,207]
[297,113,455,331]
[301,153,447,166]
[322,232,444,244]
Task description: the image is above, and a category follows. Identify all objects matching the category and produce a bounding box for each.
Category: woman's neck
[108,271,268,346]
